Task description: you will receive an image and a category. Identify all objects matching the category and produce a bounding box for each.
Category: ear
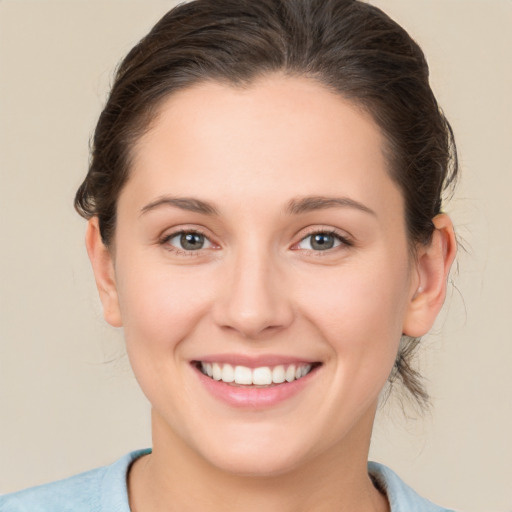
[402,214,457,337]
[85,218,123,327]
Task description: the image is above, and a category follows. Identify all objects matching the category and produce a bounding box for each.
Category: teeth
[253,366,272,385]
[200,362,314,385]
[212,363,222,381]
[272,365,286,384]
[234,365,252,385]
[221,364,234,383]
[285,365,296,382]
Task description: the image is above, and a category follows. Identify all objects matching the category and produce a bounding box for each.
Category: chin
[204,444,307,478]
[185,421,324,478]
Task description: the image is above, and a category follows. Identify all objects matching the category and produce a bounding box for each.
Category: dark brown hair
[75,0,458,406]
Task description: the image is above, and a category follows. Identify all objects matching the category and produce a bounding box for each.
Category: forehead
[125,74,402,219]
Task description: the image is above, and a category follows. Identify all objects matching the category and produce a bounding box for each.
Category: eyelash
[159,228,353,256]
[159,229,213,257]
[294,229,353,253]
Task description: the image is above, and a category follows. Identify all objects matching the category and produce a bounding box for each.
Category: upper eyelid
[160,227,214,247]
[160,226,211,241]
[297,226,352,242]
[297,233,349,247]
[301,227,343,237]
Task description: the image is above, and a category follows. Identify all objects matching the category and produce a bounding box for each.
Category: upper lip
[191,354,320,368]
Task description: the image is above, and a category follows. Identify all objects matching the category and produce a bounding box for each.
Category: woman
[0,0,458,510]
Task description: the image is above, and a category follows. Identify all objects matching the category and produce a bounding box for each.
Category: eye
[296,231,349,251]
[163,230,214,252]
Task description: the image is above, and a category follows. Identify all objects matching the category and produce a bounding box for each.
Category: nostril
[219,322,285,340]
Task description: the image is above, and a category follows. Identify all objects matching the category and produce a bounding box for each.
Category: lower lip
[193,365,319,408]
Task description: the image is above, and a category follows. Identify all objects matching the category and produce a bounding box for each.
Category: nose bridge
[214,238,293,338]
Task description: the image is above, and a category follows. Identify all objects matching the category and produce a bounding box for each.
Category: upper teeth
[200,362,312,386]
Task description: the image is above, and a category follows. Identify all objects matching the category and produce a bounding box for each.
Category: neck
[128,408,389,512]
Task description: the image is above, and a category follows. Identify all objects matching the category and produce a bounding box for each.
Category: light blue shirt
[0,450,455,511]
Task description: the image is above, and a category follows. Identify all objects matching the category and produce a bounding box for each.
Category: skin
[86,75,456,512]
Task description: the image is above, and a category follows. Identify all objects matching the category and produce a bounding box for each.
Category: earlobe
[85,218,123,327]
[402,214,457,337]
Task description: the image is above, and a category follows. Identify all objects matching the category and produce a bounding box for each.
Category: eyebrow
[140,194,376,217]
[140,196,220,216]
[285,196,376,216]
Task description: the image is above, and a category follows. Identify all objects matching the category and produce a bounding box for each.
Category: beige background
[1,1,511,510]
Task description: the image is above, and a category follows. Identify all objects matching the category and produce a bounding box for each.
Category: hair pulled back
[75,0,458,406]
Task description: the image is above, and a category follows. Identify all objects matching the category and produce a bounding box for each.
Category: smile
[198,362,315,386]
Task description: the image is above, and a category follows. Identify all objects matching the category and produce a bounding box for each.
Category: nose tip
[221,304,288,339]
[213,256,294,339]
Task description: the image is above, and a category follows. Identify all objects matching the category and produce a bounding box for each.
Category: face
[95,75,424,475]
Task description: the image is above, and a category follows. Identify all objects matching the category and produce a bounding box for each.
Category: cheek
[296,256,411,367]
[114,259,218,413]
[114,254,215,352]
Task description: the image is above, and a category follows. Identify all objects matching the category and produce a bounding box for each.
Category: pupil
[181,233,204,250]
[312,233,334,250]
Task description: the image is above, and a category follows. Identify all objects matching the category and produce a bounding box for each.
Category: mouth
[193,361,321,387]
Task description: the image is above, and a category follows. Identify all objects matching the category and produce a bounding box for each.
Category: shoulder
[368,462,456,512]
[0,449,151,512]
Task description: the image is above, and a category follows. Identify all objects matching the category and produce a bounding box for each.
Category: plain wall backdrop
[1,1,511,511]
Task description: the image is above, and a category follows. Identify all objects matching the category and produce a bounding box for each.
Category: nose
[212,247,294,339]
